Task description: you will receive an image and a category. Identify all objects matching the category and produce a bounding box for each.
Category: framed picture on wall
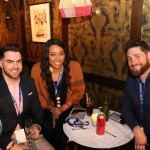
[29,3,53,42]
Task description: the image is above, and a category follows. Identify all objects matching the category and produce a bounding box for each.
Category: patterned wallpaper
[24,0,133,111]
[69,0,132,81]
[142,0,150,44]
[68,0,132,111]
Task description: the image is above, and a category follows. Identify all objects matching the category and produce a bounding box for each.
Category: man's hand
[133,125,147,150]
[27,124,41,139]
[10,144,28,150]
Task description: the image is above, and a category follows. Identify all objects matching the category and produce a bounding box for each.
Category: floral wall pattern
[69,0,131,81]
[141,0,150,44]
[68,0,132,111]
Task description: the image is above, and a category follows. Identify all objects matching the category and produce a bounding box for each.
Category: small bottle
[103,95,109,121]
[86,93,93,116]
[0,119,2,136]
[96,107,106,135]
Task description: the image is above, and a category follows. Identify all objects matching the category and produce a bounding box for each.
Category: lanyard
[54,66,64,95]
[138,81,144,125]
[54,66,64,107]
[11,86,22,115]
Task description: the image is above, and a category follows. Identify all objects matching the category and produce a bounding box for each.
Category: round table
[63,109,134,149]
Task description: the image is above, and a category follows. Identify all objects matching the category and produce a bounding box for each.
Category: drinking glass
[25,119,33,146]
[0,120,2,136]
[86,100,93,116]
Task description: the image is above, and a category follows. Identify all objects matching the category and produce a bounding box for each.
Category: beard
[3,68,22,80]
[130,62,150,77]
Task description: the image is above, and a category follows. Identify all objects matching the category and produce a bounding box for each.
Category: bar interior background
[0,0,149,112]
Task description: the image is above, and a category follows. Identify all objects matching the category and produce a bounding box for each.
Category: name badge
[14,129,27,144]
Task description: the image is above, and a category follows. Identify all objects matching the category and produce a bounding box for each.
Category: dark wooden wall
[0,0,24,48]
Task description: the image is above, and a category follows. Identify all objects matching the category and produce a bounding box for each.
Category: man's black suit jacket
[0,72,43,149]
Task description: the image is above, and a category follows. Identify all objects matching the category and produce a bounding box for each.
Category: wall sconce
[5,16,10,19]
[91,0,102,16]
[92,7,101,15]
[59,0,92,18]
[4,0,10,19]
[3,0,14,31]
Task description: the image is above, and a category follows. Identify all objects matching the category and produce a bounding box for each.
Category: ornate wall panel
[141,0,150,44]
[69,0,132,81]
[68,0,132,110]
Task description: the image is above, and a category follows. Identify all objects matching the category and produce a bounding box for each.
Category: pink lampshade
[59,0,92,18]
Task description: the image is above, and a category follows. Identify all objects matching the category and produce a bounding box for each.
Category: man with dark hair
[122,40,150,150]
[0,44,54,150]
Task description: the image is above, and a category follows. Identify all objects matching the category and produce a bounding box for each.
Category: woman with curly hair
[31,38,85,150]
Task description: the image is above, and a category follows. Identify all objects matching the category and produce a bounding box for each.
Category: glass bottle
[86,93,93,116]
[0,119,2,136]
[103,95,109,121]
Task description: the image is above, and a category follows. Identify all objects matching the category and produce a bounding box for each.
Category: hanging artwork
[29,3,52,42]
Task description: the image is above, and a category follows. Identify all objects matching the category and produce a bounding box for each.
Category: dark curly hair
[40,38,70,104]
[124,39,150,54]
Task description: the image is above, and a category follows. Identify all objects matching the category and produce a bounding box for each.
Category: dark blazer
[0,72,43,149]
[122,75,150,135]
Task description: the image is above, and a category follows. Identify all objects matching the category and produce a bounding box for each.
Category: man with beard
[122,40,150,150]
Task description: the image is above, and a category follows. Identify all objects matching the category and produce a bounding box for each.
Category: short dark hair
[0,44,22,59]
[124,39,150,54]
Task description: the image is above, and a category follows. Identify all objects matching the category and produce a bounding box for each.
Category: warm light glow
[92,7,101,16]
[95,8,101,15]
[72,0,76,5]
[5,16,10,19]
[91,113,98,126]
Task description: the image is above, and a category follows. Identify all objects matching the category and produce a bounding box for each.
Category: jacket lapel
[0,72,17,116]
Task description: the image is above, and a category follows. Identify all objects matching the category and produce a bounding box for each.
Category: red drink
[96,112,106,135]
[86,102,93,116]
[85,92,93,116]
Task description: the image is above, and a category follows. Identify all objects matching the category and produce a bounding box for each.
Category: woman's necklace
[53,66,64,107]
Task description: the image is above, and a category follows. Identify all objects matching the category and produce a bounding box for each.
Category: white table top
[63,109,134,149]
